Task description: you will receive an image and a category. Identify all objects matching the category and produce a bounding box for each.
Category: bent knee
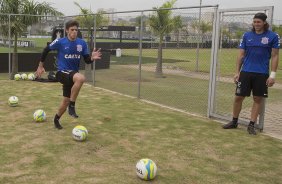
[73,73,86,83]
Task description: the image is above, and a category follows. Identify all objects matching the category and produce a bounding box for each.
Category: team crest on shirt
[77,45,82,52]
[261,37,269,44]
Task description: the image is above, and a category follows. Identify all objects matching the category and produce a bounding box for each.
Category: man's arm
[266,48,279,87]
[36,45,51,77]
[83,54,92,64]
[234,49,245,83]
[83,48,102,64]
[40,45,51,63]
[270,48,279,74]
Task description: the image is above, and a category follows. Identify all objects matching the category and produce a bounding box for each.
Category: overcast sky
[37,0,282,20]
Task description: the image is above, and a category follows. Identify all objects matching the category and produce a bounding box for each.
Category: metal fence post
[137,11,144,99]
[92,15,97,86]
[8,14,11,76]
[207,6,219,117]
[195,0,202,72]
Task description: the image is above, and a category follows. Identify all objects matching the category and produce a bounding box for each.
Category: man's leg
[247,96,263,135]
[68,73,86,118]
[223,96,245,129]
[233,96,245,119]
[54,97,70,129]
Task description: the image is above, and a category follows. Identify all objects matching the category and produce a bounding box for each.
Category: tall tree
[192,20,212,43]
[149,0,177,77]
[74,2,109,82]
[0,0,63,79]
[74,2,109,45]
[172,15,183,48]
[135,15,148,31]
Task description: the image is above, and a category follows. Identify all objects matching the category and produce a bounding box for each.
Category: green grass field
[0,80,282,184]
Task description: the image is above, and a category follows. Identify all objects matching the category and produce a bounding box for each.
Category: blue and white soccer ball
[136,159,157,180]
[33,109,46,122]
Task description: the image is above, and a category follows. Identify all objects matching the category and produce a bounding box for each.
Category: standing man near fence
[222,13,280,135]
[36,20,102,129]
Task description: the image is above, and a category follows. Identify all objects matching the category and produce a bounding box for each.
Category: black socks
[68,101,78,118]
[249,121,255,126]
[54,114,63,129]
[232,117,238,124]
[247,121,256,135]
[54,101,78,130]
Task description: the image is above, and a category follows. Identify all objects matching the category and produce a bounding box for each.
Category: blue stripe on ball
[146,160,152,180]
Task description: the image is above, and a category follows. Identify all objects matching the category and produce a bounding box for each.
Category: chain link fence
[1,5,282,138]
[93,6,217,115]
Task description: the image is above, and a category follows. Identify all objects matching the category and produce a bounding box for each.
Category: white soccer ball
[136,159,157,180]
[33,109,46,122]
[27,73,35,81]
[72,125,88,141]
[14,74,21,81]
[8,96,19,107]
[21,73,28,80]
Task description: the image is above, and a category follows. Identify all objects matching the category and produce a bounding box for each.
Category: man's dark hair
[254,13,267,21]
[252,12,269,32]
[65,20,79,30]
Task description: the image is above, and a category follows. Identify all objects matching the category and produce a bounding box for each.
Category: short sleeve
[82,40,89,56]
[49,38,60,50]
[239,33,246,49]
[272,33,280,49]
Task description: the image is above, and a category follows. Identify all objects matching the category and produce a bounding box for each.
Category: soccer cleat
[247,124,257,135]
[54,118,63,129]
[68,105,79,118]
[222,121,238,129]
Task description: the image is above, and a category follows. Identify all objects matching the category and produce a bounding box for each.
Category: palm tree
[74,2,109,82]
[135,15,148,31]
[172,15,183,48]
[74,2,93,82]
[192,20,212,43]
[148,0,177,77]
[74,2,94,42]
[0,0,63,79]
[74,2,109,46]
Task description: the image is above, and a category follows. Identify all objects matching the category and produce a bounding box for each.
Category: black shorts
[56,70,78,98]
[235,71,268,97]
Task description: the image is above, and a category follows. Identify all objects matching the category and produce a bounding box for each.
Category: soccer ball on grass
[28,73,35,80]
[21,73,28,80]
[8,96,19,107]
[33,109,46,122]
[14,74,21,81]
[72,125,88,141]
[136,158,157,180]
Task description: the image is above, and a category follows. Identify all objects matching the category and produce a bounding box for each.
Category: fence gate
[208,6,276,132]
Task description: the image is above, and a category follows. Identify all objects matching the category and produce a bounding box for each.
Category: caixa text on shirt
[64,54,81,59]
